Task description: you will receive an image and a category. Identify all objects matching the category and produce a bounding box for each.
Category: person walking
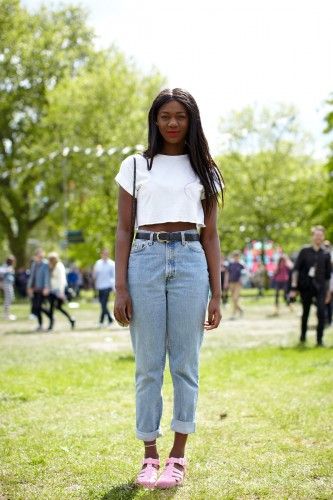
[2,255,16,320]
[228,250,245,319]
[323,240,332,327]
[253,262,266,299]
[47,252,75,331]
[290,226,332,346]
[27,248,51,331]
[220,253,229,305]
[114,88,224,489]
[272,256,291,315]
[93,249,115,328]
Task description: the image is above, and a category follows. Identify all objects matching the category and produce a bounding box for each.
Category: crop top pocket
[184,180,203,202]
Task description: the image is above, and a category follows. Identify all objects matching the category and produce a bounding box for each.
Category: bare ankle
[144,441,159,460]
[144,450,159,460]
[169,449,185,458]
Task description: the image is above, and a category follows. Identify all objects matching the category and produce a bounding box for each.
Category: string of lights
[0,144,145,180]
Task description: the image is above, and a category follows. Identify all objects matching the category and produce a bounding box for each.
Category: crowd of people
[0,248,115,332]
[221,226,333,346]
[220,251,295,318]
[0,226,332,345]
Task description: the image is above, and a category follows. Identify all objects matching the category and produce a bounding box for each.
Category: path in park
[1,299,332,351]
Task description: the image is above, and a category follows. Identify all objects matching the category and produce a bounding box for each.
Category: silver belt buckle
[156,232,169,243]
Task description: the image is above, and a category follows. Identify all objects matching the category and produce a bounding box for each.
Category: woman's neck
[161,142,186,156]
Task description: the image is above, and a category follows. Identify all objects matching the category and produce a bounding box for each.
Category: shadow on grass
[101,480,177,499]
[278,343,333,352]
[3,326,111,335]
[3,329,41,335]
[116,354,135,363]
[101,480,137,500]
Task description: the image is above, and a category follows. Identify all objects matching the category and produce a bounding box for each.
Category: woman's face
[156,100,189,146]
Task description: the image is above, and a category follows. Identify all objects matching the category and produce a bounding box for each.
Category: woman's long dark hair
[143,88,224,214]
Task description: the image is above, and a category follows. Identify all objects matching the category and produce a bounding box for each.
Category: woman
[47,252,75,331]
[228,250,245,319]
[253,262,266,298]
[273,255,291,315]
[114,88,224,489]
[220,253,229,305]
[2,255,16,320]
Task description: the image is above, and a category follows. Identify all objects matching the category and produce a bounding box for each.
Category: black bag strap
[131,154,149,237]
[131,157,137,236]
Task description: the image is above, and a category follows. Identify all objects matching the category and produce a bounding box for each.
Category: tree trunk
[8,229,29,268]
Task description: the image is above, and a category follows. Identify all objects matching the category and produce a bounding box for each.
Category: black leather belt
[135,231,200,242]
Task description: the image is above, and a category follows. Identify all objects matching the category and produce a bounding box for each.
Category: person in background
[323,240,332,327]
[272,255,291,315]
[285,255,294,308]
[93,249,115,328]
[27,248,51,331]
[66,266,79,296]
[48,252,75,331]
[220,253,229,305]
[253,262,266,298]
[228,250,245,320]
[290,226,332,346]
[82,269,94,291]
[2,255,16,320]
[74,266,83,297]
[15,267,29,298]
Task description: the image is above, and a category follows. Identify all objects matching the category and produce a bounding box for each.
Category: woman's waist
[138,222,197,232]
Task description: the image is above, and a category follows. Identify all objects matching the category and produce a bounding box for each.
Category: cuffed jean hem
[171,418,196,435]
[136,428,163,441]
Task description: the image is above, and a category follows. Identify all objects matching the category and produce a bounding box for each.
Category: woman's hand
[204,296,222,330]
[114,288,132,327]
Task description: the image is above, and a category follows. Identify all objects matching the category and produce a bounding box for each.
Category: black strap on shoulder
[131,154,150,236]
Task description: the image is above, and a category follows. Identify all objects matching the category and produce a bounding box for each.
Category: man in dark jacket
[27,248,51,331]
[290,226,332,346]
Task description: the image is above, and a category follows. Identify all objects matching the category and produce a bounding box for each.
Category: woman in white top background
[48,252,75,331]
[114,88,224,489]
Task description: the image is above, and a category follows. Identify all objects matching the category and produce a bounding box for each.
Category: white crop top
[115,154,222,229]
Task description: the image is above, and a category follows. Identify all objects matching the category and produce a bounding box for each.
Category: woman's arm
[113,186,134,326]
[200,199,222,330]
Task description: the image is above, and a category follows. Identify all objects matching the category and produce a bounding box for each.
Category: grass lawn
[0,300,332,499]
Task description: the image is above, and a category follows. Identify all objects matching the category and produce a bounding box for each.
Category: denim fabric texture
[128,230,209,441]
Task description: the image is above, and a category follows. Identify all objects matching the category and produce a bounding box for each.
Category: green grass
[0,302,332,499]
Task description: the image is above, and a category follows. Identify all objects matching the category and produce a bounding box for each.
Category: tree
[0,0,164,266]
[32,49,164,267]
[217,105,325,256]
[316,93,333,242]
[0,0,94,266]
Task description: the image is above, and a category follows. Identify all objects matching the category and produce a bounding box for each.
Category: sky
[22,0,333,157]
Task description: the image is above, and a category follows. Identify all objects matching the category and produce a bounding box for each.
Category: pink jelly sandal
[155,457,187,489]
[135,457,160,489]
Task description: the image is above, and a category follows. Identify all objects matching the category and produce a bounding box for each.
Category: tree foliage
[0,0,164,266]
[217,105,325,255]
[316,94,333,242]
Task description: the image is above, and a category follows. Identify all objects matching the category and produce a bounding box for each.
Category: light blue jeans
[128,230,210,441]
